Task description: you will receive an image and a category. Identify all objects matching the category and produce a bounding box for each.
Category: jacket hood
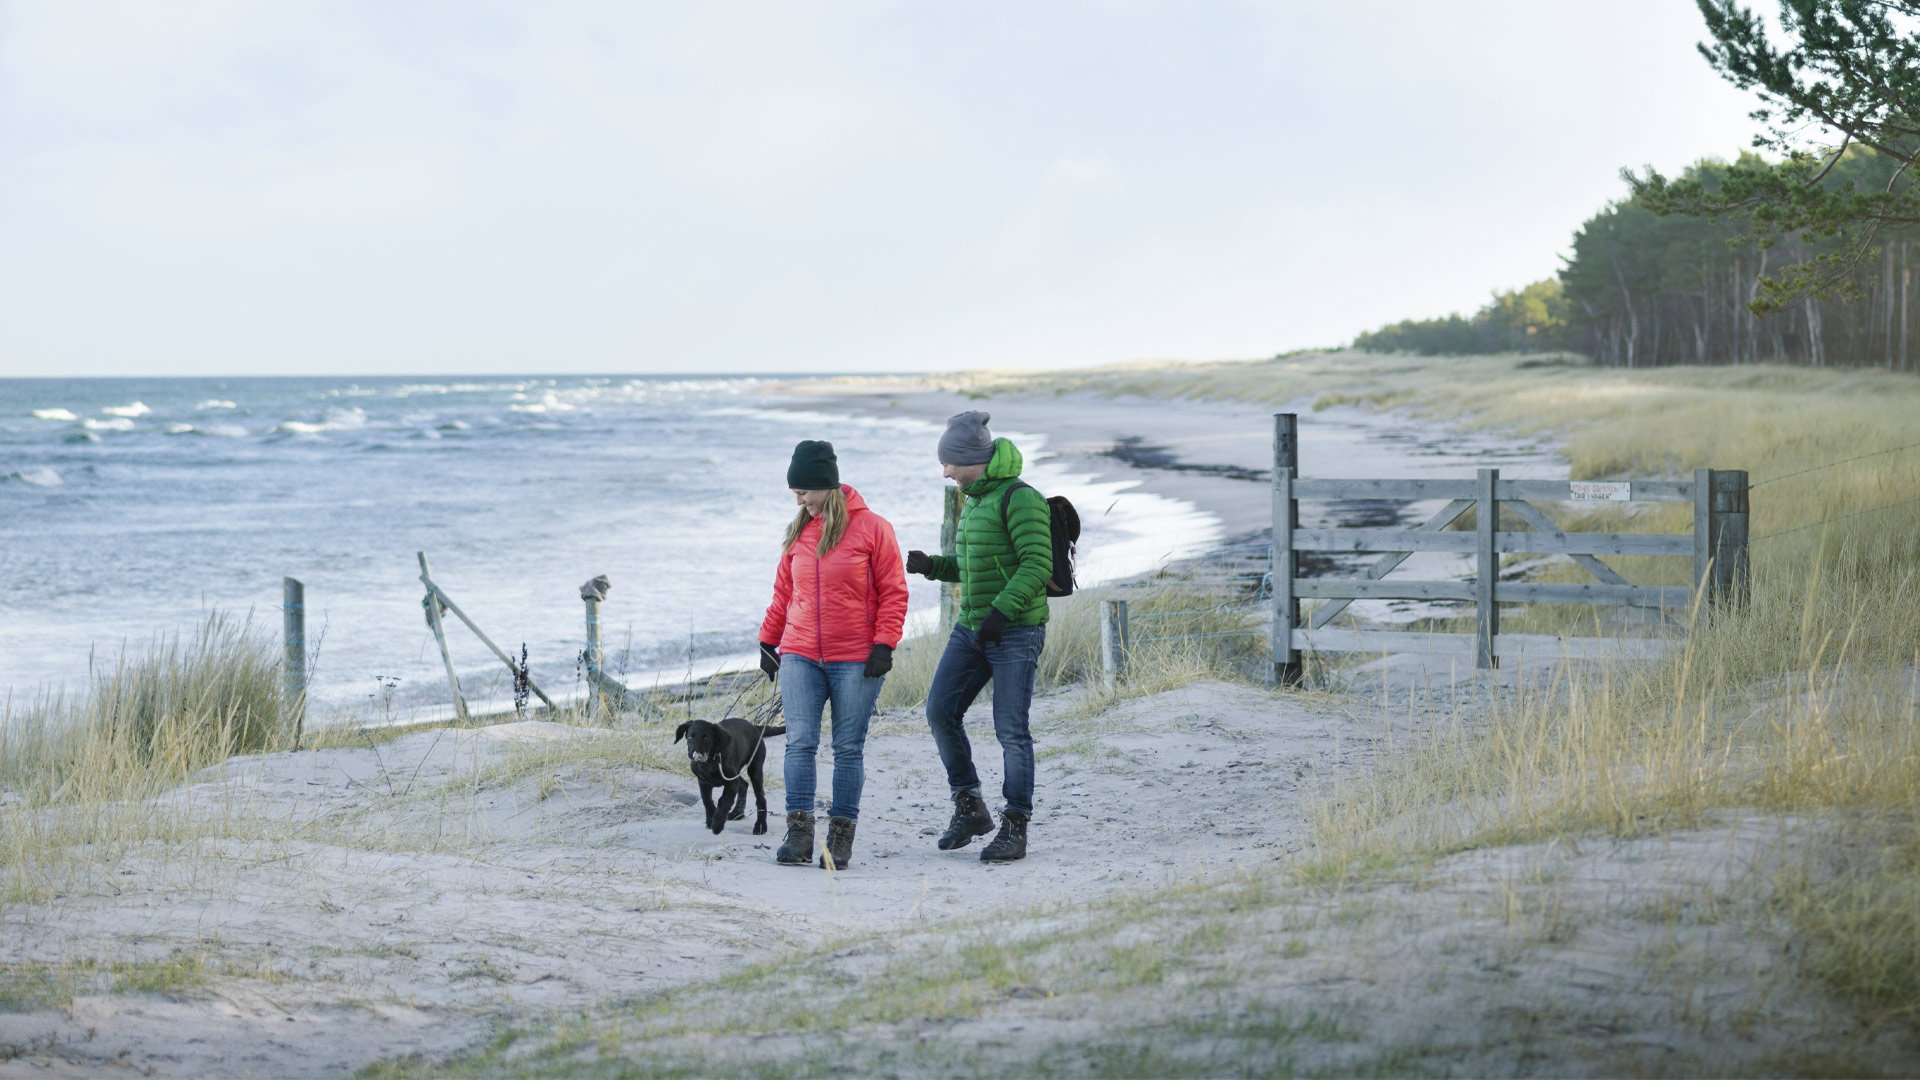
[839,484,869,513]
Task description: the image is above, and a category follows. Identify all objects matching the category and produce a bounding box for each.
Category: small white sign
[1569,481,1631,502]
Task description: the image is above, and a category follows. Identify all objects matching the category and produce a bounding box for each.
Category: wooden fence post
[418,552,470,724]
[1270,413,1302,686]
[282,577,307,748]
[1708,469,1750,609]
[1100,599,1129,690]
[1475,468,1500,669]
[940,485,963,627]
[1692,467,1713,605]
[582,594,603,722]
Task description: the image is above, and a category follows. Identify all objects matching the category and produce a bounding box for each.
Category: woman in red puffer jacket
[759,439,909,871]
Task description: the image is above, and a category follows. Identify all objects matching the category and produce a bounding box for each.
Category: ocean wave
[83,417,136,432]
[64,431,100,444]
[164,423,249,438]
[100,402,150,418]
[509,398,576,414]
[702,405,940,434]
[196,399,238,410]
[393,380,537,398]
[437,420,469,431]
[6,468,63,487]
[30,408,78,421]
[275,406,367,435]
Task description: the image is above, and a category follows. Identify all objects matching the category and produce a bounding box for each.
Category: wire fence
[1746,437,1920,543]
[1746,438,1920,490]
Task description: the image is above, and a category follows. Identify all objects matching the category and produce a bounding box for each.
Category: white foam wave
[509,391,576,414]
[437,420,469,431]
[276,406,367,435]
[101,402,150,418]
[8,468,63,487]
[196,399,238,410]
[83,417,135,432]
[393,381,536,397]
[30,408,78,421]
[166,423,197,435]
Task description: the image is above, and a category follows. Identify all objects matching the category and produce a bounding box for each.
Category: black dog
[674,717,786,835]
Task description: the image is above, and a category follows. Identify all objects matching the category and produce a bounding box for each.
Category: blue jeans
[778,656,882,821]
[925,622,1045,819]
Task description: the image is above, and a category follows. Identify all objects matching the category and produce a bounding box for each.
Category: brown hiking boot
[980,809,1028,863]
[819,816,856,870]
[775,811,814,865]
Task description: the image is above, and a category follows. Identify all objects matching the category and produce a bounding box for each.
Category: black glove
[905,550,934,578]
[758,642,780,682]
[978,608,1010,646]
[864,644,894,679]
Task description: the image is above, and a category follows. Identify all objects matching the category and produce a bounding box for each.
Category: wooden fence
[1266,413,1749,679]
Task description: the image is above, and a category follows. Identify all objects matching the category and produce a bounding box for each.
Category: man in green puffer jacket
[905,411,1052,864]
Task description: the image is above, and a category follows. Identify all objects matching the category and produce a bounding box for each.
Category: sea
[0,376,1219,722]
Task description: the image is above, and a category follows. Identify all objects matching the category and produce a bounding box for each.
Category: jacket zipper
[813,545,826,662]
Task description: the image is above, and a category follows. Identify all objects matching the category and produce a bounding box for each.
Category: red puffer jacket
[760,485,910,663]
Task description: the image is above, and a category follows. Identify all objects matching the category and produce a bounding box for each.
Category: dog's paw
[752,818,768,835]
[709,821,726,835]
[728,807,746,821]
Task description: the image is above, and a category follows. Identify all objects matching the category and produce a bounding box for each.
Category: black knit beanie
[786,439,839,490]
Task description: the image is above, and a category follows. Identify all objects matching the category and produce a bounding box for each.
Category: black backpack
[1000,481,1081,597]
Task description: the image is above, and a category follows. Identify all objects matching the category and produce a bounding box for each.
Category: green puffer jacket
[927,437,1053,629]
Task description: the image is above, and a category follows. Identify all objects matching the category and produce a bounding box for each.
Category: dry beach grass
[3,351,1919,1075]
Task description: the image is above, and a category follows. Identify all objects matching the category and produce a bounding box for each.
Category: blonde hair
[782,487,849,557]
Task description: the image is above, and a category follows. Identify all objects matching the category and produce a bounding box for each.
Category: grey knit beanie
[938,411,995,466]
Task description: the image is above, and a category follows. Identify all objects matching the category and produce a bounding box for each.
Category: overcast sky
[0,1,1765,378]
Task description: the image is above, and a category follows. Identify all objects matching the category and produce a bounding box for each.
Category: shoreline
[756,376,1573,644]
[763,374,1571,542]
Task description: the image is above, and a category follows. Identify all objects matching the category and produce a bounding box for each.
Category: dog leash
[719,697,784,783]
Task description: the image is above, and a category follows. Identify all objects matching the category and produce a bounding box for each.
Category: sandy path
[0,679,1371,1077]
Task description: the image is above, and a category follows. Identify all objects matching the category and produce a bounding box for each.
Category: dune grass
[1183,354,1920,1025]
[0,612,290,802]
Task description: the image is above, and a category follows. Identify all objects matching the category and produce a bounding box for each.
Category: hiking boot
[775,811,814,865]
[819,816,856,870]
[937,789,994,851]
[980,809,1028,863]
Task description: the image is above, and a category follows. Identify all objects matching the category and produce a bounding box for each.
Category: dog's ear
[673,722,690,744]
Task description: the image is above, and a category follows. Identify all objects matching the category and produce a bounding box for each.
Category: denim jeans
[924,621,1045,819]
[778,656,882,821]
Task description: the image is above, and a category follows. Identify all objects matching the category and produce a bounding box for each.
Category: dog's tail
[758,724,787,738]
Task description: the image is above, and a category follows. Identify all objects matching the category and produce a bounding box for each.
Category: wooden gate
[1265,414,1749,679]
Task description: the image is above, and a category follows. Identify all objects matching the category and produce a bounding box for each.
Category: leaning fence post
[282,577,307,748]
[1475,467,1500,670]
[1100,599,1129,690]
[1707,469,1750,609]
[940,486,963,627]
[1269,413,1302,686]
[418,552,470,724]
